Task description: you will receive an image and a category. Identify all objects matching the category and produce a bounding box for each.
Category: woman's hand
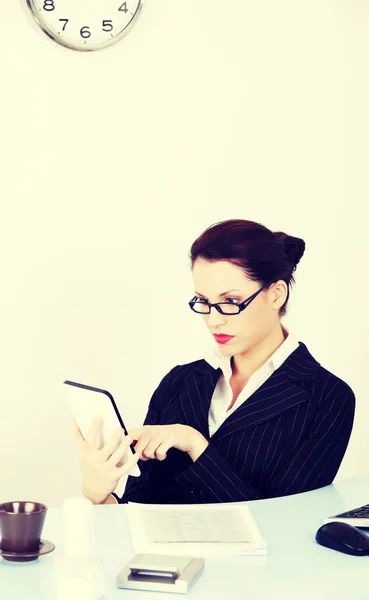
[129,424,209,463]
[73,416,139,504]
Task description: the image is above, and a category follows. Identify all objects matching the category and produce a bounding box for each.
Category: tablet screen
[64,380,140,477]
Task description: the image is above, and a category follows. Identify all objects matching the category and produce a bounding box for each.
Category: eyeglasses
[188,280,276,315]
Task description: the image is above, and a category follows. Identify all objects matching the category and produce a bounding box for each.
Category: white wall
[1,0,368,506]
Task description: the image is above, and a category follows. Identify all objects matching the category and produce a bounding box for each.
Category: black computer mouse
[315,521,369,556]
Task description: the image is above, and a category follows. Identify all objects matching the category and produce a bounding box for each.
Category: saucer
[0,539,55,562]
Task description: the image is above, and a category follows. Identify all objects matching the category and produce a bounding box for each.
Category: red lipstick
[213,334,235,345]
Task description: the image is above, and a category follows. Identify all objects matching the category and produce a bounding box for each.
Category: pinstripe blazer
[117,341,355,504]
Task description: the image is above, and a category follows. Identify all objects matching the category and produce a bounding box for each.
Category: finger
[85,416,103,444]
[128,427,145,441]
[143,437,164,459]
[72,420,85,454]
[129,431,151,456]
[72,419,84,441]
[136,434,163,460]
[155,441,170,461]
[100,427,124,461]
[133,444,149,461]
[107,434,133,467]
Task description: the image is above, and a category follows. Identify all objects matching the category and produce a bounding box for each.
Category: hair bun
[274,231,306,269]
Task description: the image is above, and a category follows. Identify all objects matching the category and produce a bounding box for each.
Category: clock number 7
[119,2,128,12]
[59,19,69,32]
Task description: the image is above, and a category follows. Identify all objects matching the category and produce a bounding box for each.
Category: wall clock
[25,0,144,52]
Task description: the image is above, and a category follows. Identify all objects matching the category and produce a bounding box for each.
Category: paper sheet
[126,502,267,556]
[142,507,254,543]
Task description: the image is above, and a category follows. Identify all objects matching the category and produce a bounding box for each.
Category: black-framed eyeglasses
[188,279,279,315]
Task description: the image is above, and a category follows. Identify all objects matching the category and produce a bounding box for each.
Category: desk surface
[1,475,369,600]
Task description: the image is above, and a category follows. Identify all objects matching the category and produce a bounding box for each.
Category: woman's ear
[270,280,288,310]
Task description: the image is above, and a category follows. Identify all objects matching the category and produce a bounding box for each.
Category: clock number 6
[80,26,91,39]
[43,0,55,11]
[102,20,113,32]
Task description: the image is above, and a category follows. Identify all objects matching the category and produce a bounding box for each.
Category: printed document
[126,502,267,556]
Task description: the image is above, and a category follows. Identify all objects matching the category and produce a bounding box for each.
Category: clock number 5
[43,0,55,11]
[102,20,113,32]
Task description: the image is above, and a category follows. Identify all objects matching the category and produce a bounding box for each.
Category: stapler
[116,553,205,594]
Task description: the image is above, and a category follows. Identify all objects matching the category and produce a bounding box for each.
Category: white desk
[1,474,369,600]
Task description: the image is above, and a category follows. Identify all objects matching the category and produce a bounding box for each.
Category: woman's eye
[194,296,239,304]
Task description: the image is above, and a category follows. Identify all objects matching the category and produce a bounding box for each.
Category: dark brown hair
[189,219,305,317]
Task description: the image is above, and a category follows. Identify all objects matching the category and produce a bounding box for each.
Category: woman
[74,219,355,505]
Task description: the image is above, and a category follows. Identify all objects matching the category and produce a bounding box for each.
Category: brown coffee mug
[0,501,47,554]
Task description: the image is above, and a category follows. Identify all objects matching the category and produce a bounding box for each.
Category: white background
[0,0,368,506]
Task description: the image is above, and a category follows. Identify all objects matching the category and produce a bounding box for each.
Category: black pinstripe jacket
[116,342,355,504]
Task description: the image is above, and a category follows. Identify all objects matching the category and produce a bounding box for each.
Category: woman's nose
[206,306,228,326]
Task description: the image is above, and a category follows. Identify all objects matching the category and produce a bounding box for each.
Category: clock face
[26,0,144,52]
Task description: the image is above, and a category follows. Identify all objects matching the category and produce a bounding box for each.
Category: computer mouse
[315,521,369,556]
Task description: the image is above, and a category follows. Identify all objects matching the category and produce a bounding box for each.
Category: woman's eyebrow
[194,289,242,298]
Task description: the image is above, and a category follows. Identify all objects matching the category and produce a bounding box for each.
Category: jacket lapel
[180,342,321,441]
[179,363,221,438]
[211,368,310,442]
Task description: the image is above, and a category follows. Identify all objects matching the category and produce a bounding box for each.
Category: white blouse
[204,330,299,437]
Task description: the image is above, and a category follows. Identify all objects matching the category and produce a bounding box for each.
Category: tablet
[63,380,140,477]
